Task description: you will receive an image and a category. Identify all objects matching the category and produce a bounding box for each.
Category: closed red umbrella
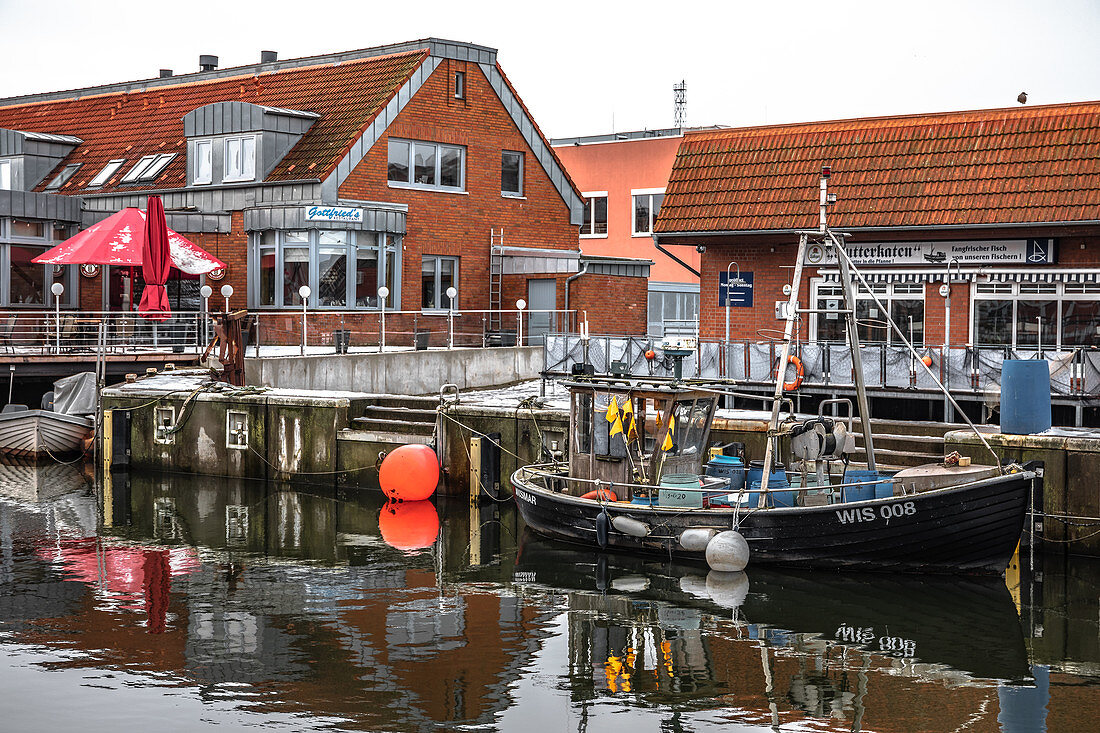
[138,196,172,320]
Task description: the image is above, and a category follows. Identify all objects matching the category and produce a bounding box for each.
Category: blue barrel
[842,469,893,501]
[1001,360,1052,435]
[705,455,746,491]
[747,461,792,508]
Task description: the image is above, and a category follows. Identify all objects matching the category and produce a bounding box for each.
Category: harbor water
[0,466,1097,732]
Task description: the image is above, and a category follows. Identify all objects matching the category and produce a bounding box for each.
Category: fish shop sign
[805,239,1056,266]
[305,206,363,223]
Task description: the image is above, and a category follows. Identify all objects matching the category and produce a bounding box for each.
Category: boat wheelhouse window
[667,398,712,457]
[593,394,628,458]
[573,392,593,455]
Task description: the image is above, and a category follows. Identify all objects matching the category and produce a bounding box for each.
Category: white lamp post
[516,298,526,346]
[220,283,233,313]
[200,285,212,347]
[378,285,390,352]
[446,286,458,349]
[51,282,64,353]
[298,285,311,356]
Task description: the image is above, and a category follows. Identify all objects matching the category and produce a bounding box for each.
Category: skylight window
[121,153,176,183]
[88,159,125,187]
[45,163,81,190]
[122,155,158,182]
[142,153,175,180]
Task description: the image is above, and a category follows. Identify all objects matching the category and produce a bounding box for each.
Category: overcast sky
[1,0,1098,137]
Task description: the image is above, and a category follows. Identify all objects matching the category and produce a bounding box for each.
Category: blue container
[1001,360,1052,435]
[630,495,658,506]
[842,470,893,501]
[746,461,793,508]
[705,455,746,492]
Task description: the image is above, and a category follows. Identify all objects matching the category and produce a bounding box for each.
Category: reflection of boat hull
[0,410,93,458]
[513,469,1033,574]
[0,458,92,504]
[514,532,1031,683]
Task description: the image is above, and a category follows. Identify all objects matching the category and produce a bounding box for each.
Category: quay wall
[946,430,1100,557]
[245,346,543,394]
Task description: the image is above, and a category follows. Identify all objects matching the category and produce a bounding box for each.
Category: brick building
[654,102,1100,424]
[0,39,649,348]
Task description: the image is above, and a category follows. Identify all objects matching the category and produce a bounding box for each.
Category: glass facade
[0,217,76,306]
[974,281,1100,348]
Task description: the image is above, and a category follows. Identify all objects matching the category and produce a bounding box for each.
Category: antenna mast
[673,80,686,129]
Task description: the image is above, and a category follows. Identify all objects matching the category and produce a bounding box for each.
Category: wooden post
[470,436,482,504]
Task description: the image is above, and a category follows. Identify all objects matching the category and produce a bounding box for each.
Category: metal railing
[0,310,207,355]
[544,334,1100,399]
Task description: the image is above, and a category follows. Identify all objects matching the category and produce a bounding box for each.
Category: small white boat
[0,372,95,459]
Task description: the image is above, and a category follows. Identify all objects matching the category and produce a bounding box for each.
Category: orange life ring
[581,488,618,502]
[776,354,804,391]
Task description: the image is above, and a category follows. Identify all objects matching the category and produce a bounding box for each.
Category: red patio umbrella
[32,206,226,278]
[137,196,172,320]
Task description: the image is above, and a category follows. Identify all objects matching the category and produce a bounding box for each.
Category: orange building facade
[552,129,702,336]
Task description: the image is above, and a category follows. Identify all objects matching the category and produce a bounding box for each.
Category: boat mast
[826,168,877,472]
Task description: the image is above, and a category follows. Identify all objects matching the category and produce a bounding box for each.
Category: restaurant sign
[805,239,1056,267]
[304,205,364,223]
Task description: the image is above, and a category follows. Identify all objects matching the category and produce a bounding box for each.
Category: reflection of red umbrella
[32,206,225,273]
[138,196,172,320]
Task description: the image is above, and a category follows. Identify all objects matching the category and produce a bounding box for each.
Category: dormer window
[0,160,10,190]
[45,163,81,190]
[223,135,257,182]
[193,140,212,184]
[121,153,176,183]
[88,159,125,188]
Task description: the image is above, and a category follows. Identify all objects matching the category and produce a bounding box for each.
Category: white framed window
[45,163,81,190]
[810,280,925,346]
[580,192,607,237]
[226,411,249,449]
[193,140,212,185]
[122,155,158,182]
[972,280,1100,349]
[88,159,126,188]
[252,229,401,310]
[141,153,175,181]
[223,135,257,182]
[454,71,466,99]
[421,255,458,310]
[387,138,465,192]
[632,188,665,236]
[0,160,11,190]
[501,150,523,197]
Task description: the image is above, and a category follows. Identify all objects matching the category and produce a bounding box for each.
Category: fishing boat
[0,372,95,459]
[512,171,1037,575]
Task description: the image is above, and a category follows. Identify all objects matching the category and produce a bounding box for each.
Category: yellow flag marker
[605,396,623,437]
[662,414,675,452]
[621,397,636,442]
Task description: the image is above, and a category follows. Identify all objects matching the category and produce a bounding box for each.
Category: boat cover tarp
[53,372,97,416]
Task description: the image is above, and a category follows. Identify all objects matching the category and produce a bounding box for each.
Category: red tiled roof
[655,101,1100,234]
[0,49,428,195]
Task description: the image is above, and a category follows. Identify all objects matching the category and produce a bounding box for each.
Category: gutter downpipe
[564,260,589,332]
[653,236,701,277]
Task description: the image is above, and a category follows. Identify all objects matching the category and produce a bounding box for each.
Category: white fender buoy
[679,527,718,552]
[610,575,651,592]
[706,570,749,609]
[705,530,750,572]
[611,515,650,537]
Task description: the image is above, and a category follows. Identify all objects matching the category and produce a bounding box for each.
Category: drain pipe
[654,237,701,277]
[564,260,589,330]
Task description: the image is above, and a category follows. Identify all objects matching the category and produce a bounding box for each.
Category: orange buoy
[378,500,439,551]
[645,349,656,360]
[921,355,933,367]
[379,444,440,501]
[581,488,618,502]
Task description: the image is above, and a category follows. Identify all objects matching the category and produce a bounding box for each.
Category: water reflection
[0,468,1093,731]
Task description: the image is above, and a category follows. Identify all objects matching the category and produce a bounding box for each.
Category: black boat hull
[511,468,1034,574]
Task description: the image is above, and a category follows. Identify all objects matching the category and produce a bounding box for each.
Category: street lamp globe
[50,282,64,296]
[516,299,526,310]
[220,284,234,299]
[200,285,213,299]
[298,285,311,300]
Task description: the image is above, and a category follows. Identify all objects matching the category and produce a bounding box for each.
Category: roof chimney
[199,55,219,72]
[159,69,173,78]
[260,50,278,63]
